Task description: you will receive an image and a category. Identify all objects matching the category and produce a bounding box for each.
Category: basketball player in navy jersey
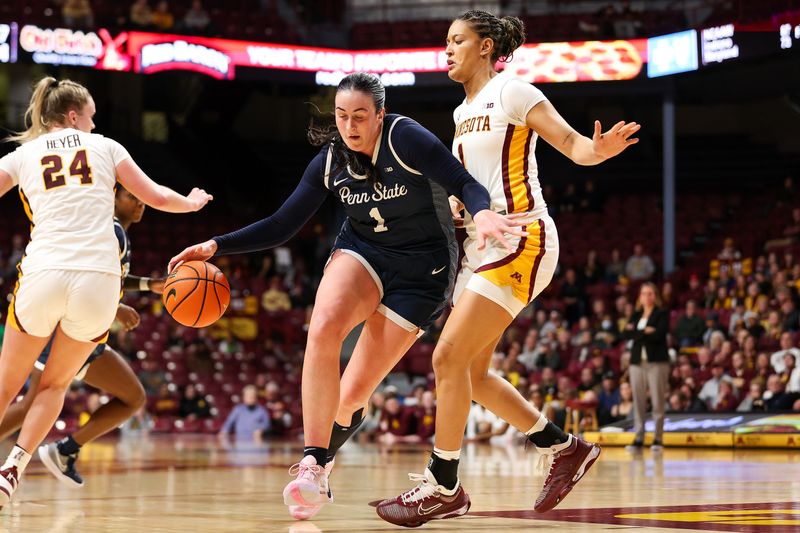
[169,72,529,519]
[0,185,163,486]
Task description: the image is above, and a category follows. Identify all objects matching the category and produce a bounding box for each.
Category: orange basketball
[163,261,230,328]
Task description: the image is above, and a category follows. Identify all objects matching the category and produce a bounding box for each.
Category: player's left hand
[116,303,141,330]
[449,196,465,228]
[473,210,532,253]
[149,278,166,294]
[592,120,640,160]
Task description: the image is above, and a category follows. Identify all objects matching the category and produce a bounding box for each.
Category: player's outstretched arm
[0,170,13,198]
[116,158,212,213]
[526,100,640,166]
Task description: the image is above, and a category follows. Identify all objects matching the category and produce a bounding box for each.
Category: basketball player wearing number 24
[0,77,212,509]
[376,11,640,528]
[168,72,528,520]
[0,186,166,488]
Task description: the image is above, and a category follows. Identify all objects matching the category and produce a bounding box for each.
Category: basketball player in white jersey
[377,11,640,527]
[0,77,212,508]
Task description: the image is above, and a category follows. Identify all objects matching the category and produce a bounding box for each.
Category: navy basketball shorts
[330,229,455,333]
[34,338,106,381]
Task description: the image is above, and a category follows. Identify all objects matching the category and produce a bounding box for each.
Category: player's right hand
[187,188,213,211]
[168,239,218,273]
[116,303,141,331]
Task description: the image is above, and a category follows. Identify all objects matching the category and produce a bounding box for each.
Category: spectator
[138,359,167,396]
[714,380,738,412]
[377,397,415,445]
[737,381,766,412]
[770,332,800,373]
[623,282,669,449]
[182,0,211,32]
[220,385,271,441]
[130,0,153,28]
[577,367,597,399]
[781,353,800,393]
[610,381,633,422]
[680,273,705,307]
[782,299,799,332]
[699,363,734,409]
[763,310,784,343]
[668,391,690,412]
[625,244,655,281]
[703,314,725,348]
[560,268,586,324]
[583,250,603,285]
[661,281,675,310]
[718,237,742,262]
[120,405,153,437]
[151,1,175,31]
[597,371,619,424]
[150,383,179,417]
[78,392,102,427]
[763,374,788,411]
[605,248,625,283]
[178,384,210,419]
[518,329,540,371]
[62,0,94,29]
[412,391,436,441]
[360,391,385,438]
[539,367,558,402]
[729,351,753,391]
[261,275,291,312]
[674,300,705,347]
[264,381,292,435]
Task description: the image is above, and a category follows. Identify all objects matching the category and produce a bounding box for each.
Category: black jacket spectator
[623,307,669,364]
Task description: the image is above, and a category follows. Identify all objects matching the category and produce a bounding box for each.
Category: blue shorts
[331,226,456,332]
[34,339,106,381]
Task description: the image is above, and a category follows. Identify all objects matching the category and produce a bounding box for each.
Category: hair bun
[499,16,526,61]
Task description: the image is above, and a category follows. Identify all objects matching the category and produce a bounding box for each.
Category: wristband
[139,278,150,291]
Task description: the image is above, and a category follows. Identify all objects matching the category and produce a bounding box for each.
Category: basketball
[162,261,230,328]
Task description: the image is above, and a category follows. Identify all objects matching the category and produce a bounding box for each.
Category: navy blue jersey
[213,114,491,256]
[114,217,131,280]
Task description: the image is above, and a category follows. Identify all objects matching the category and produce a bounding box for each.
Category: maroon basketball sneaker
[534,436,601,513]
[0,466,19,509]
[376,469,471,528]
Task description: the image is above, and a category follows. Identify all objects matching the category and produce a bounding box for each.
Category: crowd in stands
[2,174,800,445]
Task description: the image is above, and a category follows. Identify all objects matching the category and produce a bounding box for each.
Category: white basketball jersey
[452,72,549,229]
[0,128,130,276]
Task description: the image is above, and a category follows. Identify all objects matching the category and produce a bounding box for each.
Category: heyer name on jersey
[339,182,408,205]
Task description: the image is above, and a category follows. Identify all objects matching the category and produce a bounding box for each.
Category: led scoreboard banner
[1,22,649,85]
[2,19,796,83]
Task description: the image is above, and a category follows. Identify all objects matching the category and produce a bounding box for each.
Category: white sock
[525,415,549,435]
[2,445,31,473]
[424,468,459,495]
[432,447,461,461]
[526,417,573,453]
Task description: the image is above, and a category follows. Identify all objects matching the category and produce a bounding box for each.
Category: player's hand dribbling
[116,303,141,330]
[168,239,218,273]
[187,188,214,211]
[473,210,532,253]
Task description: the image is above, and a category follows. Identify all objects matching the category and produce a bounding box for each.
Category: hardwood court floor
[1,435,799,532]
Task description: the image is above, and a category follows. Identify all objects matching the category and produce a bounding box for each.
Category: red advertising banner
[9,23,649,84]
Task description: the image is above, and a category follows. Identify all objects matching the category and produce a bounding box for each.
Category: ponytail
[7,77,91,144]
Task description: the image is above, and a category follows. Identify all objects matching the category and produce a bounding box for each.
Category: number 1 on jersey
[369,207,389,233]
